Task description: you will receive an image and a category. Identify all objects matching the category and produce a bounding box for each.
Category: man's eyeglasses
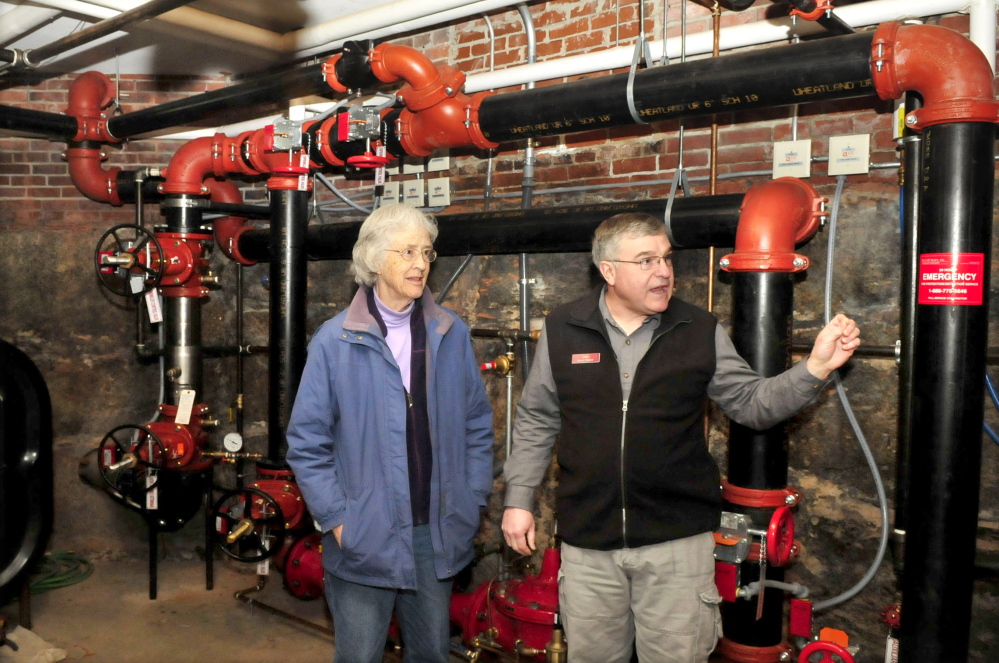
[610,253,673,270]
[386,248,438,263]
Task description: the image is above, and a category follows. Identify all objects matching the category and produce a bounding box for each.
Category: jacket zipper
[620,398,629,548]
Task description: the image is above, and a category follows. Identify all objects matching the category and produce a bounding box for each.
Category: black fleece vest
[546,290,721,550]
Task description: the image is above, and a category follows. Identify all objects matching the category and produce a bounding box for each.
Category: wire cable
[316,172,372,215]
[814,174,890,612]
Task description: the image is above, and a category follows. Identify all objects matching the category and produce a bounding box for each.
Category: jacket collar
[567,285,692,341]
[344,285,454,337]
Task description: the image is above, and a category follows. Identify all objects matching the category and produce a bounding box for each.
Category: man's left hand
[806,313,861,380]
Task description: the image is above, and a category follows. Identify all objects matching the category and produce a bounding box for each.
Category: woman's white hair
[350,204,439,286]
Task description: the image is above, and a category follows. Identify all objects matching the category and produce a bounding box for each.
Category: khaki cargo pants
[559,532,722,663]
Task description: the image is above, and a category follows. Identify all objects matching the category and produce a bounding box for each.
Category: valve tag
[257,538,270,575]
[299,152,310,169]
[103,448,115,467]
[375,146,387,186]
[145,288,163,324]
[175,389,196,425]
[885,635,899,663]
[298,175,309,191]
[216,516,225,534]
[146,473,159,510]
[129,273,145,294]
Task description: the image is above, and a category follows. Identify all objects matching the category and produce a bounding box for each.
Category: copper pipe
[704,1,721,441]
[706,1,721,314]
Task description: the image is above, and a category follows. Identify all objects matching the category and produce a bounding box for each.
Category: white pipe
[20,0,119,21]
[968,0,997,72]
[0,5,62,46]
[465,0,972,92]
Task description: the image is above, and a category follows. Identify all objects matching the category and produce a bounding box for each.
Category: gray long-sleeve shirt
[504,293,829,512]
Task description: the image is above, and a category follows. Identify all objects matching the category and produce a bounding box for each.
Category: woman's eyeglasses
[386,248,437,263]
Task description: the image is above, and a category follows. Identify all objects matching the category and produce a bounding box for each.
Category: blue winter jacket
[285,286,495,589]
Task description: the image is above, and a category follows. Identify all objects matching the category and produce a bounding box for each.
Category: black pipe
[162,195,206,234]
[115,171,164,205]
[205,202,270,219]
[899,122,995,663]
[0,104,78,138]
[722,271,795,648]
[266,188,310,463]
[727,272,794,489]
[106,63,328,139]
[237,196,745,262]
[476,31,875,143]
[26,0,195,66]
[893,93,923,577]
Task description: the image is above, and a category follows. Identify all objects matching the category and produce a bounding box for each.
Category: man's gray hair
[591,212,667,268]
[350,204,439,286]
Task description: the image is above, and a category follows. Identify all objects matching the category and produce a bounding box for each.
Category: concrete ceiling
[0,0,424,77]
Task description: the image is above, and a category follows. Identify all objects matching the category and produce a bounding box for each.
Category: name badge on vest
[571,353,601,364]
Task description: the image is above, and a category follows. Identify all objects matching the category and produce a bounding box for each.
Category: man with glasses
[502,212,860,663]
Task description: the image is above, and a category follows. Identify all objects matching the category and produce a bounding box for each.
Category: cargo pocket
[696,581,723,659]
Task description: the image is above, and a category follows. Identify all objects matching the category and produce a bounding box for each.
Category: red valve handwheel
[97,424,166,496]
[94,224,165,297]
[767,506,795,567]
[346,153,391,168]
[798,641,854,663]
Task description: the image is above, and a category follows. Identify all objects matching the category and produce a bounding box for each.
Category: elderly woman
[286,204,495,663]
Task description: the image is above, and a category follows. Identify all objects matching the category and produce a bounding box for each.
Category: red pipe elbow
[65,147,122,205]
[369,44,443,95]
[66,71,118,142]
[721,178,826,273]
[160,135,217,195]
[872,21,999,129]
[325,43,497,156]
[204,178,254,266]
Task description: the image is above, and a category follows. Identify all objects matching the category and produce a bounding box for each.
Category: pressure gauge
[223,432,243,452]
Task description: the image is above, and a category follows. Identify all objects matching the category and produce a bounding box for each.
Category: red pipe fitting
[789,0,833,22]
[722,479,801,508]
[396,90,498,156]
[64,72,123,204]
[65,147,122,205]
[716,638,792,663]
[204,177,254,266]
[159,135,217,195]
[324,44,498,157]
[66,71,118,143]
[872,21,999,130]
[720,177,826,273]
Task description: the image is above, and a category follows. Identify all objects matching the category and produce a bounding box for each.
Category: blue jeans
[326,525,453,663]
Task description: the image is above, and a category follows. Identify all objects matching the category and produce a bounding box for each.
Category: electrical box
[427,150,451,172]
[382,181,401,204]
[403,179,425,206]
[427,177,451,207]
[402,157,426,174]
[827,134,870,176]
[772,139,811,179]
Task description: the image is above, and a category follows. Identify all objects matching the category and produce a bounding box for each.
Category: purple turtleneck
[372,289,414,389]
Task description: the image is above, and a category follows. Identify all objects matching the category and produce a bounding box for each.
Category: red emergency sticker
[918,253,985,306]
[571,353,601,364]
